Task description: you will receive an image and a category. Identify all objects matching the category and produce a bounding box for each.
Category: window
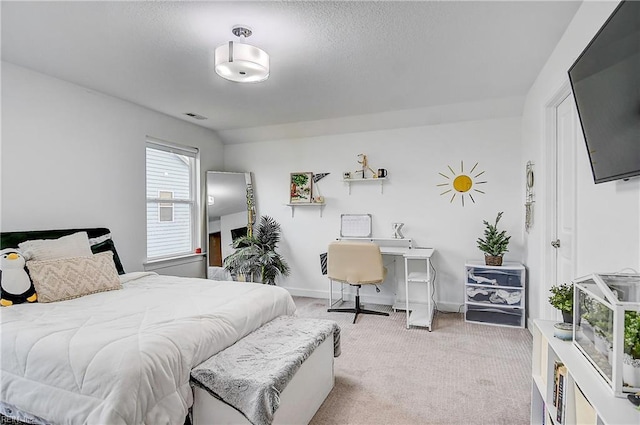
[146,138,199,260]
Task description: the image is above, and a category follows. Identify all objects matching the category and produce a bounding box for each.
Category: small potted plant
[548,282,574,323]
[223,215,290,285]
[476,211,511,266]
[623,311,640,388]
[587,303,614,359]
[548,282,575,340]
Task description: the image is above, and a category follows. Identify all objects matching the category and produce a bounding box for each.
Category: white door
[553,94,578,295]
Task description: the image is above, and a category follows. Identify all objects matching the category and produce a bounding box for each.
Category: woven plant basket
[485,255,503,266]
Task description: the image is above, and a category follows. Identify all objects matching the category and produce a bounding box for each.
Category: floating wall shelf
[342,177,387,194]
[285,203,325,217]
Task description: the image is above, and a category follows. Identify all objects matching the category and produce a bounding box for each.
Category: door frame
[209,231,223,267]
[542,80,573,320]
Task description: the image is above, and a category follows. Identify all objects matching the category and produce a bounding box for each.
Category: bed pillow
[26,251,122,303]
[89,235,126,275]
[18,231,93,261]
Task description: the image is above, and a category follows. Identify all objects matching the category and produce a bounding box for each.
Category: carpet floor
[293,297,533,425]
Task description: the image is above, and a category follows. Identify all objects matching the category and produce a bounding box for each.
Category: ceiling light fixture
[215,26,269,83]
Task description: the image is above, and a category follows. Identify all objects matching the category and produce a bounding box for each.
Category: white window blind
[146,137,199,260]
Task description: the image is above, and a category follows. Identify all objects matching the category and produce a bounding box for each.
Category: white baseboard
[282,286,463,313]
[284,286,394,304]
[434,301,464,313]
[284,287,328,299]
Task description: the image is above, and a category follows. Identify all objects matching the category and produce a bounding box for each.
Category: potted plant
[587,303,614,359]
[623,311,640,388]
[476,211,511,266]
[223,215,290,285]
[548,283,574,324]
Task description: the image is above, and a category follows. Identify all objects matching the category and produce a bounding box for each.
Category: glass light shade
[214,41,269,83]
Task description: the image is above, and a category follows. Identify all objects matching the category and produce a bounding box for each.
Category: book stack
[553,361,568,424]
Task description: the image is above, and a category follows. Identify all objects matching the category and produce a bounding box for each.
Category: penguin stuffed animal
[0,249,37,306]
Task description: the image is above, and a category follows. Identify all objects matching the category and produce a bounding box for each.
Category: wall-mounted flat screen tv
[568,0,639,184]
[230,226,247,241]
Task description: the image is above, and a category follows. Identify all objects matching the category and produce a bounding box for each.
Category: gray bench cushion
[190,316,340,425]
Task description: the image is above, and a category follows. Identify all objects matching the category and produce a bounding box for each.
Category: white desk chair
[327,241,389,324]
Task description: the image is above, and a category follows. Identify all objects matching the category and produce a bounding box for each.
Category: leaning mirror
[206,171,255,279]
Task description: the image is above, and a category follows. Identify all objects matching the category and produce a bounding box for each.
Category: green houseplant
[476,211,511,266]
[548,282,574,323]
[623,311,640,388]
[223,215,290,285]
[625,311,640,360]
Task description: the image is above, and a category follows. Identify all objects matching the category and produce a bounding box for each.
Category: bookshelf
[531,320,638,424]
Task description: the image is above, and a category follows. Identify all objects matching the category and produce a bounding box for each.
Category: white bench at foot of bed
[190,316,340,425]
[192,336,334,425]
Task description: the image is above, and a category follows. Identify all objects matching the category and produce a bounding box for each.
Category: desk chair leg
[327,285,389,324]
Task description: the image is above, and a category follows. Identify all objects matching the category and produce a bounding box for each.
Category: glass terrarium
[572,273,640,397]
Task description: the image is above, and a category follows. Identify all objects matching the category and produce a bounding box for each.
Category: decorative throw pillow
[26,251,121,303]
[0,248,38,306]
[19,231,93,261]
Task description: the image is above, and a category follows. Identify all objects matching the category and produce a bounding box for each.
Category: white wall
[1,62,225,276]
[521,1,640,321]
[209,219,221,234]
[225,115,523,310]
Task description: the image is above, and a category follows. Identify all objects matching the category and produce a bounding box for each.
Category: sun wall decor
[437,161,487,206]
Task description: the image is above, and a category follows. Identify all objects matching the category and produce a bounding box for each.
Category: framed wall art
[289,172,313,203]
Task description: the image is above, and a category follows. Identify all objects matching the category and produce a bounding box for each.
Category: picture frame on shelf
[290,172,313,204]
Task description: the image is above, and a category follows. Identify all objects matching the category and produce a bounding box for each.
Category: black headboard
[0,227,125,274]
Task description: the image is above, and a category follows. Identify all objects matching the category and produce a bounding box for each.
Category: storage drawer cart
[464,261,525,328]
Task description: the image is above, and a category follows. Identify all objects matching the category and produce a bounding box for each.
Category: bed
[0,228,296,425]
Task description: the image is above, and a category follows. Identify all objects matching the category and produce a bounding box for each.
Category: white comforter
[0,272,296,425]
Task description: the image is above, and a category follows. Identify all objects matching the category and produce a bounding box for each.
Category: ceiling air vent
[184,112,208,120]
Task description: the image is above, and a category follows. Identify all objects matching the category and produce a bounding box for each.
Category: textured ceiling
[1,1,581,137]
